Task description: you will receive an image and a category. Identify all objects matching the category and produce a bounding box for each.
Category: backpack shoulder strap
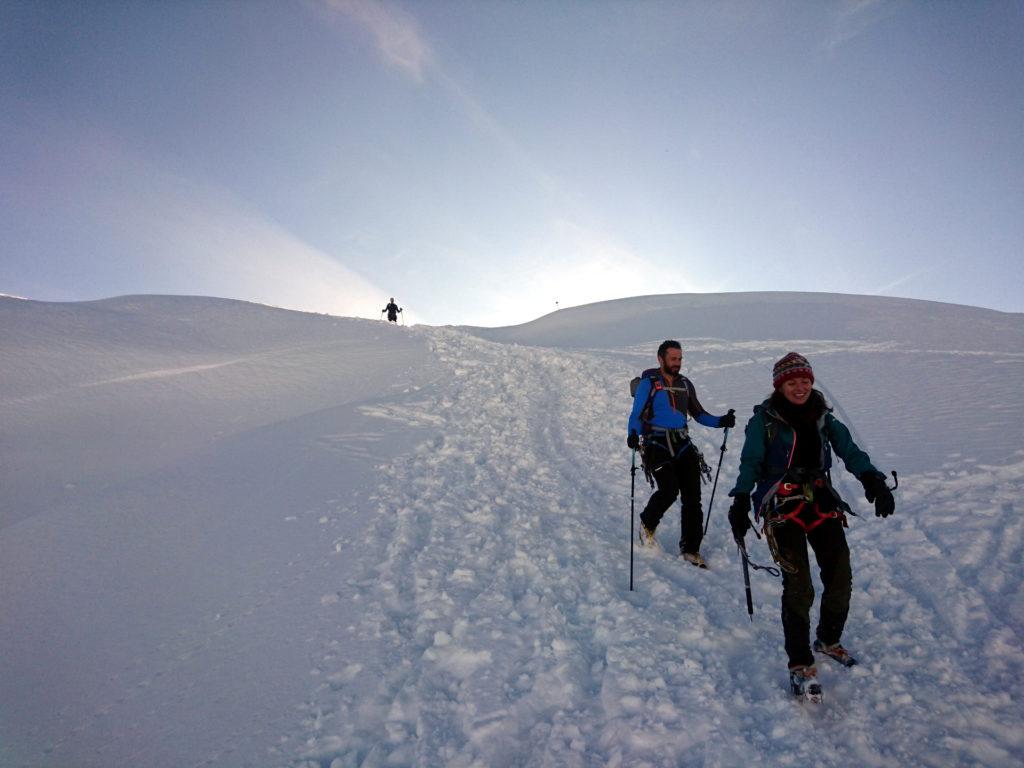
[758,404,778,447]
[631,369,662,431]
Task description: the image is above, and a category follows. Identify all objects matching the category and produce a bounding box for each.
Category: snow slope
[1,293,1021,767]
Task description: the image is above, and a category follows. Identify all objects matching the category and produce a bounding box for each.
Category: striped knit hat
[772,352,814,389]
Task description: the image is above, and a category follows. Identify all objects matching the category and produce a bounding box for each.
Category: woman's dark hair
[657,339,682,359]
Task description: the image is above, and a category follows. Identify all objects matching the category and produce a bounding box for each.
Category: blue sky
[2,0,1021,325]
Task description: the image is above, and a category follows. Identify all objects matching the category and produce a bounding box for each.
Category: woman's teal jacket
[729,392,878,514]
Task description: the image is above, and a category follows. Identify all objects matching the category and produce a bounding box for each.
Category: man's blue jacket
[628,369,725,438]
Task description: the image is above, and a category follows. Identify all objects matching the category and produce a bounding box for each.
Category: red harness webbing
[771,479,844,533]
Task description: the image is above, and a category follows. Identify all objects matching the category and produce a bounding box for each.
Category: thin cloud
[118,179,395,319]
[871,268,930,298]
[824,0,897,53]
[10,118,392,319]
[324,0,434,81]
[318,0,563,199]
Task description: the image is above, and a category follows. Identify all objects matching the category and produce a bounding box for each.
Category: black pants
[639,442,704,554]
[773,517,852,667]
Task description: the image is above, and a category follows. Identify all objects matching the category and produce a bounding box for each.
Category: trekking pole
[630,448,637,591]
[739,540,754,620]
[703,412,733,536]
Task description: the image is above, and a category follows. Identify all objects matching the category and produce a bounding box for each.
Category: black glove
[728,493,751,541]
[860,471,895,518]
[719,409,736,429]
[626,432,640,450]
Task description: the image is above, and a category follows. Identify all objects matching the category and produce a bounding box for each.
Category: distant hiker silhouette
[382,298,403,323]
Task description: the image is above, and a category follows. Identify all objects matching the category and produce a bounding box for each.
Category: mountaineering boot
[789,664,823,703]
[681,551,708,569]
[638,520,658,547]
[813,639,858,667]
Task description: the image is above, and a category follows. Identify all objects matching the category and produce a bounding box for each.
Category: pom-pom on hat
[773,352,814,390]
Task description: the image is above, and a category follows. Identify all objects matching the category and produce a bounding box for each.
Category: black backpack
[629,368,660,434]
[630,368,692,434]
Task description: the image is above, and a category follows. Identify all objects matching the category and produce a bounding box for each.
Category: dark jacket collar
[758,389,829,425]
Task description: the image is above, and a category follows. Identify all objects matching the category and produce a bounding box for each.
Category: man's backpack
[629,368,660,434]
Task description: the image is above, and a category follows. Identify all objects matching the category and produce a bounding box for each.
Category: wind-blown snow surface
[1,293,1022,767]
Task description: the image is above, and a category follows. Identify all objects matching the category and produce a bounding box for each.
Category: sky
[1,0,1022,326]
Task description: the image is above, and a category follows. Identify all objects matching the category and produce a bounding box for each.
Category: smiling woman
[727,350,895,701]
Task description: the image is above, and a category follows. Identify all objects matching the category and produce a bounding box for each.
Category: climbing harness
[758,469,853,574]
